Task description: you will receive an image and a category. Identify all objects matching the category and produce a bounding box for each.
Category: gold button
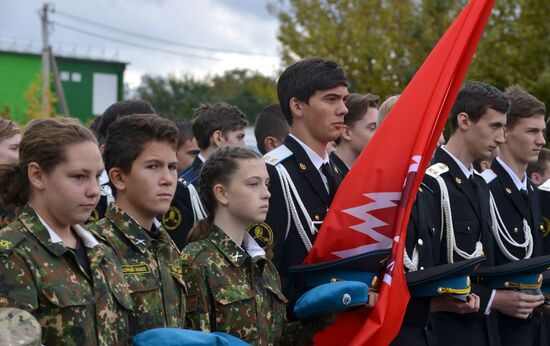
[417,239,423,246]
[299,163,306,170]
[314,215,320,221]
[455,177,462,184]
[505,188,512,194]
[420,266,425,270]
[541,225,544,230]
[513,227,519,233]
[467,226,471,232]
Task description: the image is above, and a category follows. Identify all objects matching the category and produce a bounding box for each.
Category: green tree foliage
[136,69,277,123]
[136,74,214,120]
[270,0,549,108]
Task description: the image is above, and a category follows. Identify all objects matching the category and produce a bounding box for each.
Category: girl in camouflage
[182,146,289,345]
[0,117,132,345]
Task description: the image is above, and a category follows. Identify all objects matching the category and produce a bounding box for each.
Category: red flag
[303,0,495,345]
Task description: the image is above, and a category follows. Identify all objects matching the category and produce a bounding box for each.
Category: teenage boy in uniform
[250,57,348,318]
[89,114,187,338]
[482,86,546,345]
[425,81,542,346]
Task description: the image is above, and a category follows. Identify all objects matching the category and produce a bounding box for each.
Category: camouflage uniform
[0,308,41,346]
[182,225,288,346]
[0,205,133,346]
[90,203,186,337]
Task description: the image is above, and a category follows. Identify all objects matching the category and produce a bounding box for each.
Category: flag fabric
[303,0,496,345]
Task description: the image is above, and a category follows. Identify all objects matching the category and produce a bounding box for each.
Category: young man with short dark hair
[480,85,546,346]
[89,113,186,338]
[174,120,199,175]
[250,57,348,319]
[254,104,290,155]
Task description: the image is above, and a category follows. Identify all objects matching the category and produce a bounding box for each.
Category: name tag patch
[121,264,151,275]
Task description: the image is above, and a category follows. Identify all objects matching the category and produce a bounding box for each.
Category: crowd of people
[0,56,549,346]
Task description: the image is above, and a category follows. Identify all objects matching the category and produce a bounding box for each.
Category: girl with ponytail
[0,117,131,345]
[182,145,288,345]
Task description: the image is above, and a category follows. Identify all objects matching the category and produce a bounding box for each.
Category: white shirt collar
[289,134,329,170]
[33,207,99,248]
[441,145,474,178]
[241,232,266,258]
[496,157,527,191]
[197,153,206,163]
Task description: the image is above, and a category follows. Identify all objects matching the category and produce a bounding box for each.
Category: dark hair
[0,117,97,208]
[335,93,380,144]
[88,116,102,140]
[527,148,550,178]
[504,85,546,129]
[175,120,194,150]
[187,146,260,243]
[277,57,348,125]
[0,119,20,141]
[254,104,290,154]
[103,113,178,177]
[450,81,509,133]
[192,103,248,150]
[97,99,156,145]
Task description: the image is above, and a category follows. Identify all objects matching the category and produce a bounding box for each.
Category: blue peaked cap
[132,328,251,346]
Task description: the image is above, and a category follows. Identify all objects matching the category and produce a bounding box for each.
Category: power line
[53,21,220,61]
[54,9,277,57]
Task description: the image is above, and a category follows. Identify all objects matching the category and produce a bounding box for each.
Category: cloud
[0,0,281,88]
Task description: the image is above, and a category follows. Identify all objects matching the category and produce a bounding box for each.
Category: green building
[0,49,126,123]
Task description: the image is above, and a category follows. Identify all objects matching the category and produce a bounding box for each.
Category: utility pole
[40,3,50,117]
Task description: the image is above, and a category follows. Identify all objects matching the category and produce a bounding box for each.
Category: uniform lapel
[434,149,481,221]
[285,136,330,205]
[491,160,530,220]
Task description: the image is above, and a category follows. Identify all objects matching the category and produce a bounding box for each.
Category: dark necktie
[468,175,478,190]
[321,162,337,203]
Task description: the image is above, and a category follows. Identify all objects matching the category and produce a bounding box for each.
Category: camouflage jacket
[182,225,288,346]
[0,204,133,346]
[90,204,186,337]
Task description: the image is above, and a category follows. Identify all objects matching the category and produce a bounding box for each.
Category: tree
[22,74,58,124]
[270,0,549,108]
[136,74,214,120]
[136,69,278,123]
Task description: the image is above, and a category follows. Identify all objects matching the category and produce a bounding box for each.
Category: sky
[0,0,281,89]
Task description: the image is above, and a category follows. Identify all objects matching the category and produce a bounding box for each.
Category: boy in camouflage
[89,113,186,337]
[182,146,288,345]
[0,117,132,345]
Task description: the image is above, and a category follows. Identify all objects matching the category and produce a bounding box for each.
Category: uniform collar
[441,145,474,178]
[17,205,68,257]
[208,225,265,266]
[105,203,156,254]
[289,134,329,171]
[496,157,527,191]
[31,208,99,249]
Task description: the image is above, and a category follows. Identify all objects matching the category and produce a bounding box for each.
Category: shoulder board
[180,242,207,265]
[178,166,199,188]
[425,163,449,178]
[480,169,497,184]
[263,145,293,166]
[539,179,550,192]
[0,227,26,253]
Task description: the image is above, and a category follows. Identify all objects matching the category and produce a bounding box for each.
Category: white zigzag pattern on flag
[331,192,402,259]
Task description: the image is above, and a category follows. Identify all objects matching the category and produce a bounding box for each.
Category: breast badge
[87,209,100,223]
[248,222,274,249]
[162,206,182,231]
